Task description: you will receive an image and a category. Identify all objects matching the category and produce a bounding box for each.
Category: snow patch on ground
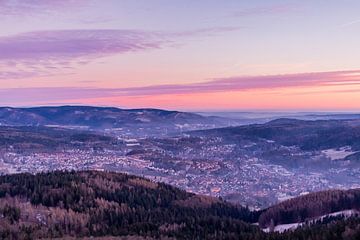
[135,117,151,122]
[263,223,302,233]
[262,209,359,233]
[320,209,358,219]
[322,147,355,160]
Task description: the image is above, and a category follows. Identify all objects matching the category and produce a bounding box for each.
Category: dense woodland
[0,171,260,239]
[0,126,117,152]
[0,170,359,239]
[259,189,360,227]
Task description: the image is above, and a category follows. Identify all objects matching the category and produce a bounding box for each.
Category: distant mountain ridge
[0,106,203,126]
[191,118,360,152]
[2,107,359,136]
[0,106,237,136]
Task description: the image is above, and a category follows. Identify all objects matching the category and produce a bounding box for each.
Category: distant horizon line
[1,105,360,114]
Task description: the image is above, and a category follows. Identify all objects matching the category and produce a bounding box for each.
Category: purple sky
[1,0,360,110]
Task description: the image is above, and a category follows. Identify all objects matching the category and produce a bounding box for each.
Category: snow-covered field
[263,223,302,233]
[262,209,359,233]
[321,147,356,160]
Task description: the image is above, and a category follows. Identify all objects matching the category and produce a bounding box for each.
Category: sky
[0,0,360,111]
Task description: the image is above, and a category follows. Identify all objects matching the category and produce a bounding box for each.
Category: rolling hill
[0,170,359,239]
[191,118,360,152]
[0,126,117,152]
[0,106,236,137]
[0,170,260,239]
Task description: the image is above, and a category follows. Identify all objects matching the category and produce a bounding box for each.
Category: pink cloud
[1,70,360,105]
[106,70,360,96]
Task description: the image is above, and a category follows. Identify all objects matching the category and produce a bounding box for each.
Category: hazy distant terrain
[1,106,360,238]
[197,111,360,124]
[1,106,360,209]
[0,106,239,137]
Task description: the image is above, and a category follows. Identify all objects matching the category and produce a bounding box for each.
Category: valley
[0,107,360,210]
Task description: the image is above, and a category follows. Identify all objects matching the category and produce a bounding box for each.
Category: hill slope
[0,170,260,239]
[192,118,360,151]
[0,126,116,152]
[0,171,360,239]
[0,106,234,137]
[259,188,360,227]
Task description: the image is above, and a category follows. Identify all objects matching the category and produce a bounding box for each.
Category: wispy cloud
[233,4,297,17]
[1,70,360,104]
[0,29,158,79]
[0,27,239,80]
[0,0,87,16]
[0,29,165,61]
[0,27,240,62]
[0,29,166,79]
[102,70,360,96]
[340,19,360,28]
[0,70,50,80]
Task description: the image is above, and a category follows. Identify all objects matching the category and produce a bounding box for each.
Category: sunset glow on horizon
[1,0,360,111]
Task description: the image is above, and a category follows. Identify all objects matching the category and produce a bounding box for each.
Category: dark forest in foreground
[0,170,359,239]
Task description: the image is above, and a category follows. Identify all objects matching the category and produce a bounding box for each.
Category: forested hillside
[0,126,117,151]
[0,171,260,239]
[259,189,360,227]
[0,170,360,240]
